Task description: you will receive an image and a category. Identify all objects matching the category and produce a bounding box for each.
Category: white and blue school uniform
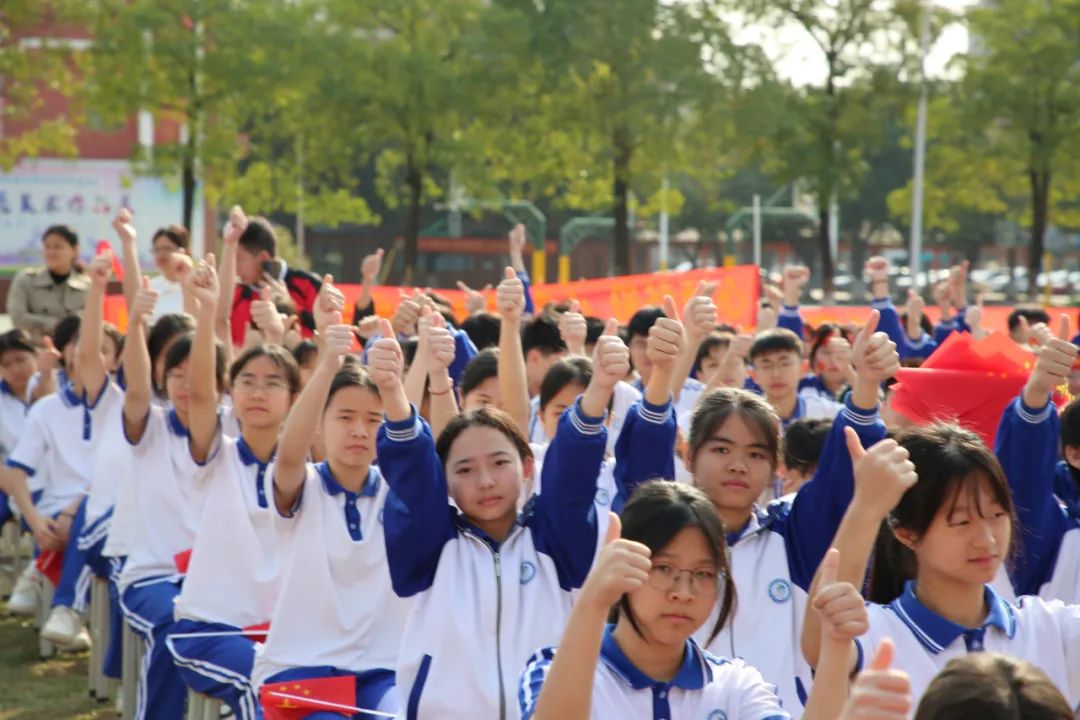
[252,462,414,716]
[856,581,1080,711]
[694,398,885,718]
[993,396,1080,604]
[378,399,610,720]
[529,380,642,457]
[932,306,970,345]
[0,374,39,525]
[167,434,292,720]
[1054,461,1080,519]
[778,305,803,340]
[870,298,937,361]
[119,404,216,720]
[531,397,676,516]
[519,625,789,720]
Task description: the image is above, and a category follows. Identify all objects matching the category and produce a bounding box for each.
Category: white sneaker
[6,564,41,616]
[41,605,89,649]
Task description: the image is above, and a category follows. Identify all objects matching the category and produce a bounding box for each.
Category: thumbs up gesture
[847,428,918,522]
[496,266,526,323]
[647,296,685,374]
[683,281,718,344]
[591,318,631,392]
[130,276,159,324]
[368,318,405,392]
[1023,313,1077,407]
[852,309,899,385]
[558,299,588,356]
[251,286,286,346]
[314,274,345,333]
[580,513,652,610]
[813,548,868,644]
[839,639,912,720]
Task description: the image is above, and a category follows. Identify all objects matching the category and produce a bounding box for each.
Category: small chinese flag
[174,549,192,574]
[243,622,270,642]
[260,675,357,720]
[95,241,124,282]
[891,331,1053,447]
[35,550,63,587]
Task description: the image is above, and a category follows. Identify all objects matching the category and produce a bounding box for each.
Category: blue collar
[0,380,11,398]
[781,396,805,427]
[318,462,379,498]
[167,408,189,438]
[599,625,709,691]
[237,436,274,467]
[60,378,82,407]
[889,580,1016,654]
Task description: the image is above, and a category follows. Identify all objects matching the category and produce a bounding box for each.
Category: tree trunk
[1027,168,1050,299]
[403,154,423,287]
[817,204,835,297]
[612,127,632,277]
[182,149,196,234]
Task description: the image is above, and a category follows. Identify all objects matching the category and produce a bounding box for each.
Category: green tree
[958,0,1080,292]
[0,1,93,168]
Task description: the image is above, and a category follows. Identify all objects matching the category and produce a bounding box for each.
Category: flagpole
[910,0,931,291]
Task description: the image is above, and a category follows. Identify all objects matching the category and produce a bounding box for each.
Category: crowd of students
[1,206,1079,720]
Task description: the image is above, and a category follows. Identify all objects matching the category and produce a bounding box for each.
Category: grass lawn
[0,609,113,720]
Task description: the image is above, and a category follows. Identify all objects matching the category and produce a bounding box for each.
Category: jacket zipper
[465,530,509,720]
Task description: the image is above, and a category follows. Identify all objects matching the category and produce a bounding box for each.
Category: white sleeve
[7,403,48,476]
[852,603,888,675]
[1051,599,1080,710]
[726,659,791,720]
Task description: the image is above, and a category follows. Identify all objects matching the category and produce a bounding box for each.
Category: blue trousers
[53,499,112,610]
[102,557,125,679]
[0,490,11,527]
[167,618,260,720]
[121,577,185,720]
[263,666,397,720]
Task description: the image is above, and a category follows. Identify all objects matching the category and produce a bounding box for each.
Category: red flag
[243,622,270,642]
[36,550,63,587]
[95,241,124,282]
[174,549,192,574]
[891,331,1044,447]
[260,676,358,720]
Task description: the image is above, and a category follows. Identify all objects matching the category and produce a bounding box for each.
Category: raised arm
[77,252,113,402]
[778,266,810,338]
[424,312,460,439]
[185,257,221,464]
[509,224,535,316]
[612,297,680,509]
[523,514,648,720]
[112,208,142,308]
[355,248,384,318]
[31,338,61,402]
[274,324,352,515]
[217,206,245,350]
[670,283,716,402]
[497,266,531,437]
[801,428,916,669]
[121,278,159,444]
[996,315,1076,596]
[557,300,588,357]
[785,309,895,590]
[371,318,456,597]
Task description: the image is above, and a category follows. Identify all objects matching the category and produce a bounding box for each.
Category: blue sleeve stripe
[384,411,422,442]
[779,305,801,317]
[841,405,879,428]
[870,298,892,310]
[637,397,673,425]
[4,459,35,476]
[569,402,606,436]
[907,334,933,349]
[1015,396,1054,424]
[518,647,556,720]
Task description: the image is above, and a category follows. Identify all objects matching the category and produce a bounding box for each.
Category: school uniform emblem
[594,488,610,506]
[708,711,728,720]
[520,561,537,585]
[767,578,791,604]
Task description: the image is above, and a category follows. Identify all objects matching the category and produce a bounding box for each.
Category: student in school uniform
[1055,397,1080,516]
[372,311,648,720]
[800,421,1080,710]
[988,320,1080,604]
[253,313,414,718]
[1,254,124,649]
[164,253,300,720]
[748,328,844,429]
[519,481,863,720]
[680,311,898,717]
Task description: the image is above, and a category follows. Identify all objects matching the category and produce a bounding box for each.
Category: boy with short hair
[749,328,842,427]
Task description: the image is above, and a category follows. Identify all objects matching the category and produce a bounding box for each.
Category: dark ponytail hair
[868,422,1017,604]
[614,481,736,643]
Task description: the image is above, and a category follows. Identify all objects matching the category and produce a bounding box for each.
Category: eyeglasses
[233,377,290,394]
[647,563,722,596]
[153,245,181,256]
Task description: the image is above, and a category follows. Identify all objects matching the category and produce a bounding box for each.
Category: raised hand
[852,309,899,385]
[361,248,385,285]
[314,274,345,333]
[757,303,778,332]
[838,640,912,720]
[422,310,456,373]
[559,299,588,356]
[864,256,890,285]
[186,255,219,307]
[814,549,868,644]
[89,251,113,287]
[846,427,918,522]
[112,208,136,245]
[931,280,953,311]
[223,206,248,246]
[508,223,527,255]
[1024,314,1077,406]
[130,276,159,324]
[966,296,989,341]
[390,290,423,337]
[251,286,286,345]
[37,336,62,375]
[320,324,354,369]
[591,318,631,392]
[496,266,526,323]
[782,266,811,306]
[578,513,651,610]
[683,282,718,344]
[368,318,405,391]
[949,260,969,307]
[648,296,684,375]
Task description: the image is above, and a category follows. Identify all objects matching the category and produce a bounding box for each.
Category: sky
[730,0,978,87]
